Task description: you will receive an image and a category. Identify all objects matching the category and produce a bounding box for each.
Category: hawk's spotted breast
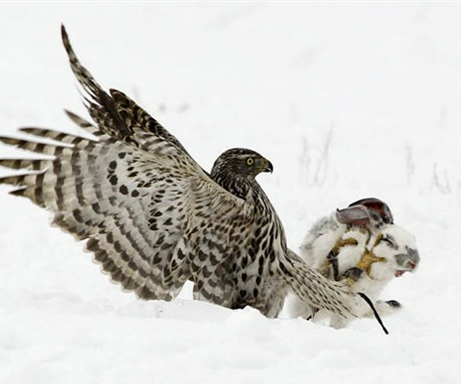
[0,25,365,320]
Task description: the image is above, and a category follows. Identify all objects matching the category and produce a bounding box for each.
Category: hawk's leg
[322,237,359,280]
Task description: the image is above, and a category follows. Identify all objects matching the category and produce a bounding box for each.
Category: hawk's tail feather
[285,251,390,332]
[284,250,360,319]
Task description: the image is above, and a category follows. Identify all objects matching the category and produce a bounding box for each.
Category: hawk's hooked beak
[259,159,273,173]
[250,158,273,180]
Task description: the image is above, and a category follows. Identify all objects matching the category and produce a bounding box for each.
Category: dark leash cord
[358,292,389,335]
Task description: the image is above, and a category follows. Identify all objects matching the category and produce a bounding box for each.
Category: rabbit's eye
[381,235,396,249]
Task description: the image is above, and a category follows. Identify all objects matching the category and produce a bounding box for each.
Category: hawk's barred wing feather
[61,25,189,157]
[0,27,256,303]
[0,126,254,301]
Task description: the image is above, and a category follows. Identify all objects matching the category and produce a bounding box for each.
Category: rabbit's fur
[289,198,419,329]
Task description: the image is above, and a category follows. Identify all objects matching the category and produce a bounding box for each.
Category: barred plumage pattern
[0,25,362,318]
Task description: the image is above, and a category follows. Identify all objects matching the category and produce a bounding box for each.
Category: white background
[0,3,460,384]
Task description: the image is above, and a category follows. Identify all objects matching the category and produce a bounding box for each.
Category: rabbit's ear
[348,197,394,224]
[336,205,373,226]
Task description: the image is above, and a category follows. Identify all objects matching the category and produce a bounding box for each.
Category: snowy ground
[0,3,460,384]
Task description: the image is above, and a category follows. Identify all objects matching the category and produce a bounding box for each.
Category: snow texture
[0,3,460,384]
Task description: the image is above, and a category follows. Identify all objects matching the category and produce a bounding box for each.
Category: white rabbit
[289,198,420,329]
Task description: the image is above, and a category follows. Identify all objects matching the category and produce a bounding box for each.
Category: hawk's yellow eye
[246,158,254,166]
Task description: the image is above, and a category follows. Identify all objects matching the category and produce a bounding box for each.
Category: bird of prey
[0,26,367,320]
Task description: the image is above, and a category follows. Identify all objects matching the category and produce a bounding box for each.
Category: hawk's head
[211,148,273,181]
[210,148,273,199]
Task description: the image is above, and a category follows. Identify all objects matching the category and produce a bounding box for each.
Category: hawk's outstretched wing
[0,26,254,305]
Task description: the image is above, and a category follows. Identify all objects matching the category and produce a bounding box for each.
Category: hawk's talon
[343,267,363,285]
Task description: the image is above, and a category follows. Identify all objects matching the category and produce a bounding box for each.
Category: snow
[0,3,460,383]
